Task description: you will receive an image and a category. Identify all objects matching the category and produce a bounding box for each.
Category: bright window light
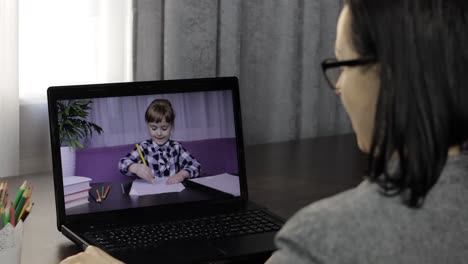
[19,0,132,104]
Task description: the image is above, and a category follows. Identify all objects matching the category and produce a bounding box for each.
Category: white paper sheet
[129,179,185,196]
[189,173,240,196]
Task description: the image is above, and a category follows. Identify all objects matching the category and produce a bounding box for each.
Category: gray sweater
[269,154,468,263]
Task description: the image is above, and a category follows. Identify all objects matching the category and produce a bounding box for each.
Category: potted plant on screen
[57,99,103,177]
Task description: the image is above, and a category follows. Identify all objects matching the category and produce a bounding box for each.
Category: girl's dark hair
[145,99,175,124]
[347,0,468,207]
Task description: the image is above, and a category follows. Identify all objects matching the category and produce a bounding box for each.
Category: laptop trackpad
[148,240,225,262]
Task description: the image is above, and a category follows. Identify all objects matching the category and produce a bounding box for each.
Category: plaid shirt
[119,140,201,178]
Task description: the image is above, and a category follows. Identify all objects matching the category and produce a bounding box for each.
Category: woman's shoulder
[278,180,385,234]
[274,161,468,263]
[274,180,402,261]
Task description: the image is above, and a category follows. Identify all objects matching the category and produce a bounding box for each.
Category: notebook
[47,77,284,264]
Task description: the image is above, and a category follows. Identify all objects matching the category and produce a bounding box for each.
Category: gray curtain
[133,0,351,145]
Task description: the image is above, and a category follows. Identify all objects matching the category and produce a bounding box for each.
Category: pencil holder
[0,221,23,264]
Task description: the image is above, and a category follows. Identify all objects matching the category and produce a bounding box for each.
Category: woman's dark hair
[347,0,468,207]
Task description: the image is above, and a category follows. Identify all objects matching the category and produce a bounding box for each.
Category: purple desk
[65,179,234,215]
[75,138,238,183]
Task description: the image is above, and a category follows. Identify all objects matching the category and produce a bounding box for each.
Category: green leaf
[76,141,84,148]
[56,99,103,149]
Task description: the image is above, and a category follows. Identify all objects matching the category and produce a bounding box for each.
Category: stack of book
[63,176,92,209]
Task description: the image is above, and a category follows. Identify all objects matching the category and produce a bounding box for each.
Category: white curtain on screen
[0,0,19,178]
[84,91,236,148]
[18,0,133,175]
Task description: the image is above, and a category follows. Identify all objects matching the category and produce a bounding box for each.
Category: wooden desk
[5,133,366,263]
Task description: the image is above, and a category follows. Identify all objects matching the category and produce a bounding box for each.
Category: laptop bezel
[47,77,249,231]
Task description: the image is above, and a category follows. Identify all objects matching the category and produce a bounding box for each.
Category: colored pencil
[0,207,4,229]
[21,203,34,222]
[0,182,3,203]
[135,144,148,166]
[14,187,30,221]
[9,201,15,225]
[103,185,110,199]
[2,203,10,226]
[0,182,34,229]
[2,193,8,208]
[89,190,98,203]
[13,180,27,208]
[136,144,154,183]
[96,189,102,203]
[0,182,7,206]
[27,186,33,200]
[18,199,30,222]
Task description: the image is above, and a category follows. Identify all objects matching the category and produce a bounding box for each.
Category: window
[19,0,133,103]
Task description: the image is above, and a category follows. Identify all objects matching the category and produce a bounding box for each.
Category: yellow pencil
[21,203,34,222]
[135,144,148,166]
[18,199,30,221]
[135,144,154,183]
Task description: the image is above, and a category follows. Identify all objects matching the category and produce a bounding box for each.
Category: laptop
[47,77,285,263]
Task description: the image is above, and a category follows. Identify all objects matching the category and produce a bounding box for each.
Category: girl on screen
[118,99,201,185]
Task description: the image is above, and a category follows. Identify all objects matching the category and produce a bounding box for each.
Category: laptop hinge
[62,225,90,250]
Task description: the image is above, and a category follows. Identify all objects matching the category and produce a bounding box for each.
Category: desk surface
[6,133,366,264]
[65,179,233,215]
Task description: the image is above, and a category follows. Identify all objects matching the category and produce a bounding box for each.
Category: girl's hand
[129,163,154,183]
[166,171,189,184]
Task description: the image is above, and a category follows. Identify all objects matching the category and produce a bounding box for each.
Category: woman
[267,0,468,263]
[62,0,468,263]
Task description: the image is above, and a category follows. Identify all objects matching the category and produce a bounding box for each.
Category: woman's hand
[60,246,124,264]
[129,163,154,183]
[166,170,189,184]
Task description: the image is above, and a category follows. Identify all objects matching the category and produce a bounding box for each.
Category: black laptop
[47,77,284,263]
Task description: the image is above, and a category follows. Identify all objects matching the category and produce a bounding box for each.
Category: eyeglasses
[321,57,376,91]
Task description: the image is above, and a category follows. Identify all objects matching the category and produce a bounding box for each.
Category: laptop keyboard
[83,210,283,252]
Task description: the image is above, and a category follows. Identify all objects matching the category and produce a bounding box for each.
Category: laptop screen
[48,78,245,217]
